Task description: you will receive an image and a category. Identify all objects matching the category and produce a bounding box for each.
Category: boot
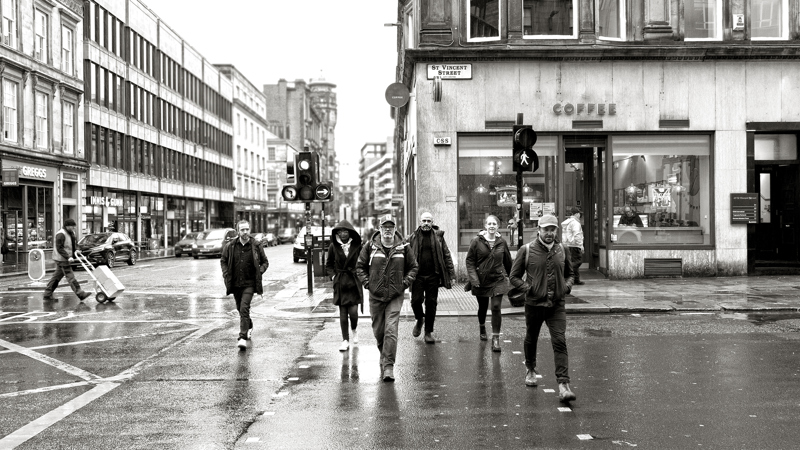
[424,332,435,344]
[491,335,501,352]
[479,325,487,341]
[525,368,540,386]
[412,318,423,337]
[559,383,576,402]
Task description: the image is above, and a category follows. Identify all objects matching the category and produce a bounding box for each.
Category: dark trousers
[233,286,255,340]
[568,247,582,282]
[339,304,358,340]
[476,295,503,333]
[370,296,402,369]
[44,263,86,299]
[411,275,440,333]
[524,304,570,383]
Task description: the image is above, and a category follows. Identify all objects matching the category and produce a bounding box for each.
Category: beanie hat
[64,218,77,227]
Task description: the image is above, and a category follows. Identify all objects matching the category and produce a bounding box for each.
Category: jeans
[339,304,358,340]
[370,295,403,369]
[524,304,570,383]
[44,263,87,299]
[233,286,255,340]
[411,275,439,333]
[568,247,583,282]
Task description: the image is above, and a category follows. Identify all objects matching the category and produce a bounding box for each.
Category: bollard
[28,249,46,283]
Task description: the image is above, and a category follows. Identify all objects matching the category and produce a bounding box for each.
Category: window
[755,134,797,160]
[469,0,500,41]
[685,0,721,40]
[35,91,48,149]
[611,135,711,246]
[34,10,47,63]
[268,147,276,161]
[523,0,577,38]
[457,134,559,248]
[61,26,73,74]
[752,0,788,39]
[598,0,626,40]
[3,79,17,142]
[63,102,74,154]
[2,0,16,48]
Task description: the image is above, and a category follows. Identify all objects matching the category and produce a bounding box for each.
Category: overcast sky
[150,1,399,185]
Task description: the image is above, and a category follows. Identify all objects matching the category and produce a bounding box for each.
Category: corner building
[83,0,234,250]
[394,0,800,279]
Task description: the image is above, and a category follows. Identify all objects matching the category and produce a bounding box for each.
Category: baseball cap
[537,214,559,228]
[379,215,396,227]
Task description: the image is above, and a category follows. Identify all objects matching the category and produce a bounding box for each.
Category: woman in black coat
[325,219,363,352]
[465,215,513,352]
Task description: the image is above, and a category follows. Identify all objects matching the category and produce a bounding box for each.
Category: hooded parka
[356,230,419,302]
[325,220,364,307]
[465,231,513,298]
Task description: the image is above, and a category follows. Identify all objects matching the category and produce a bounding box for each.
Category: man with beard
[356,216,418,382]
[406,212,456,344]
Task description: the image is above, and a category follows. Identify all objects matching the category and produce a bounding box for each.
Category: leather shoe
[424,332,435,344]
[491,336,501,352]
[574,281,585,285]
[479,326,487,341]
[412,319,423,337]
[559,382,576,402]
[525,369,540,386]
[382,366,395,382]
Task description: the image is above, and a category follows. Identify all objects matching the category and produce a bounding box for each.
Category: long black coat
[325,220,363,306]
[465,231,513,298]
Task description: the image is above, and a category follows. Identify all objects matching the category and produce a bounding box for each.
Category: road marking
[0,328,193,355]
[0,338,100,381]
[0,381,90,398]
[0,311,58,323]
[0,382,119,448]
[151,264,182,272]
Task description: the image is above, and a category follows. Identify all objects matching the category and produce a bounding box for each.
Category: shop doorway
[564,137,608,276]
[755,163,800,264]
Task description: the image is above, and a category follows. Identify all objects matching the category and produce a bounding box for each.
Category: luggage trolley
[75,250,125,303]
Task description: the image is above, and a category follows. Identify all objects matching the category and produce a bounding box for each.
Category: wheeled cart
[75,250,125,303]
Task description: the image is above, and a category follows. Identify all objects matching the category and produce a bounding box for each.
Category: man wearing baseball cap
[508,213,576,402]
[43,218,91,302]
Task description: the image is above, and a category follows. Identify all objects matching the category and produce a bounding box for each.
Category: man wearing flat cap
[509,213,576,402]
[43,218,91,302]
[356,215,418,382]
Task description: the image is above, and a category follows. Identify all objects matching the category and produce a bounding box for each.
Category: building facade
[0,0,86,266]
[83,0,234,251]
[394,0,800,279]
[216,64,270,232]
[358,140,398,234]
[266,130,302,231]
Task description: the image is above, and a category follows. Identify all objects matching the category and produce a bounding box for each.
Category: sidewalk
[267,273,800,319]
[0,248,176,279]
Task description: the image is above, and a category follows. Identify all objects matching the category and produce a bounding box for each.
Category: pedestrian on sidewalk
[406,211,456,344]
[356,216,418,382]
[561,206,585,285]
[325,219,363,352]
[43,219,91,302]
[220,220,269,351]
[509,214,576,402]
[465,215,513,352]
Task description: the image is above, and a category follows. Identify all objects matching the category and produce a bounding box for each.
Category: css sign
[21,166,48,179]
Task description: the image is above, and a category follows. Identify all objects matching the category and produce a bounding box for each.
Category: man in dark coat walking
[406,211,456,343]
[220,220,269,351]
[325,219,363,352]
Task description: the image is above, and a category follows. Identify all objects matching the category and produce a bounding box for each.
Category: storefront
[403,59,800,278]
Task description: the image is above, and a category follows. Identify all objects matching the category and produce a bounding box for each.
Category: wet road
[2,249,800,448]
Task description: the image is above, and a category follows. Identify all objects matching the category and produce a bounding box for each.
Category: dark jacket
[356,231,419,302]
[509,238,574,308]
[406,225,456,289]
[325,220,363,307]
[220,238,270,296]
[465,231,513,298]
[618,213,644,227]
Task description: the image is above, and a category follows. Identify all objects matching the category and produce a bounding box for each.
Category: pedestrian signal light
[512,125,538,172]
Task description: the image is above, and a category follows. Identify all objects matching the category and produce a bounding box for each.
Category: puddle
[721,312,800,325]
[584,328,612,337]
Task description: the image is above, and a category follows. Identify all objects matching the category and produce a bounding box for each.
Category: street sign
[281,185,298,201]
[385,83,410,108]
[315,184,331,201]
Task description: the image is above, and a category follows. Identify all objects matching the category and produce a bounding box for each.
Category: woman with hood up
[325,219,364,352]
[465,215,513,352]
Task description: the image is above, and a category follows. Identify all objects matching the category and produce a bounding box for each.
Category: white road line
[150,264,182,272]
[0,381,90,399]
[0,382,119,448]
[0,338,100,381]
[0,328,194,355]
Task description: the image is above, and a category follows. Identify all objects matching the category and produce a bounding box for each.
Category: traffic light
[512,125,538,172]
[296,151,318,201]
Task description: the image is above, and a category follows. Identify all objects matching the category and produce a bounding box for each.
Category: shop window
[457,134,559,250]
[523,0,577,38]
[751,0,787,39]
[754,134,797,160]
[469,0,500,41]
[685,0,721,40]
[598,0,626,40]
[611,135,712,246]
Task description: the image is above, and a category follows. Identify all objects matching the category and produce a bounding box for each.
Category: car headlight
[192,243,197,249]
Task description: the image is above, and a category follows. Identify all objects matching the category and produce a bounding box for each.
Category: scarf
[336,235,351,257]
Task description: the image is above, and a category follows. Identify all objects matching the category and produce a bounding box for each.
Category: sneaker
[424,332,435,344]
[525,369,540,386]
[237,339,248,351]
[350,329,358,344]
[559,382,576,402]
[339,340,349,352]
[382,366,395,382]
[491,336,501,352]
[247,328,253,340]
[412,319,423,337]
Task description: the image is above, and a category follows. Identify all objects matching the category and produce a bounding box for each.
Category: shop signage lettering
[89,196,123,207]
[553,102,616,116]
[21,166,48,179]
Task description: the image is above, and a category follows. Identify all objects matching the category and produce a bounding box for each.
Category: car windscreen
[80,234,111,245]
[182,232,198,240]
[200,230,227,240]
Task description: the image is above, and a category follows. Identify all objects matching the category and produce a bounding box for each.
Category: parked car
[277,228,296,244]
[293,226,332,263]
[76,232,137,268]
[191,228,237,259]
[174,232,199,257]
[252,232,278,248]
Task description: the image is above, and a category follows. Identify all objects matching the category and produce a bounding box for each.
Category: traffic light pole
[305,202,313,295]
[515,113,524,250]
